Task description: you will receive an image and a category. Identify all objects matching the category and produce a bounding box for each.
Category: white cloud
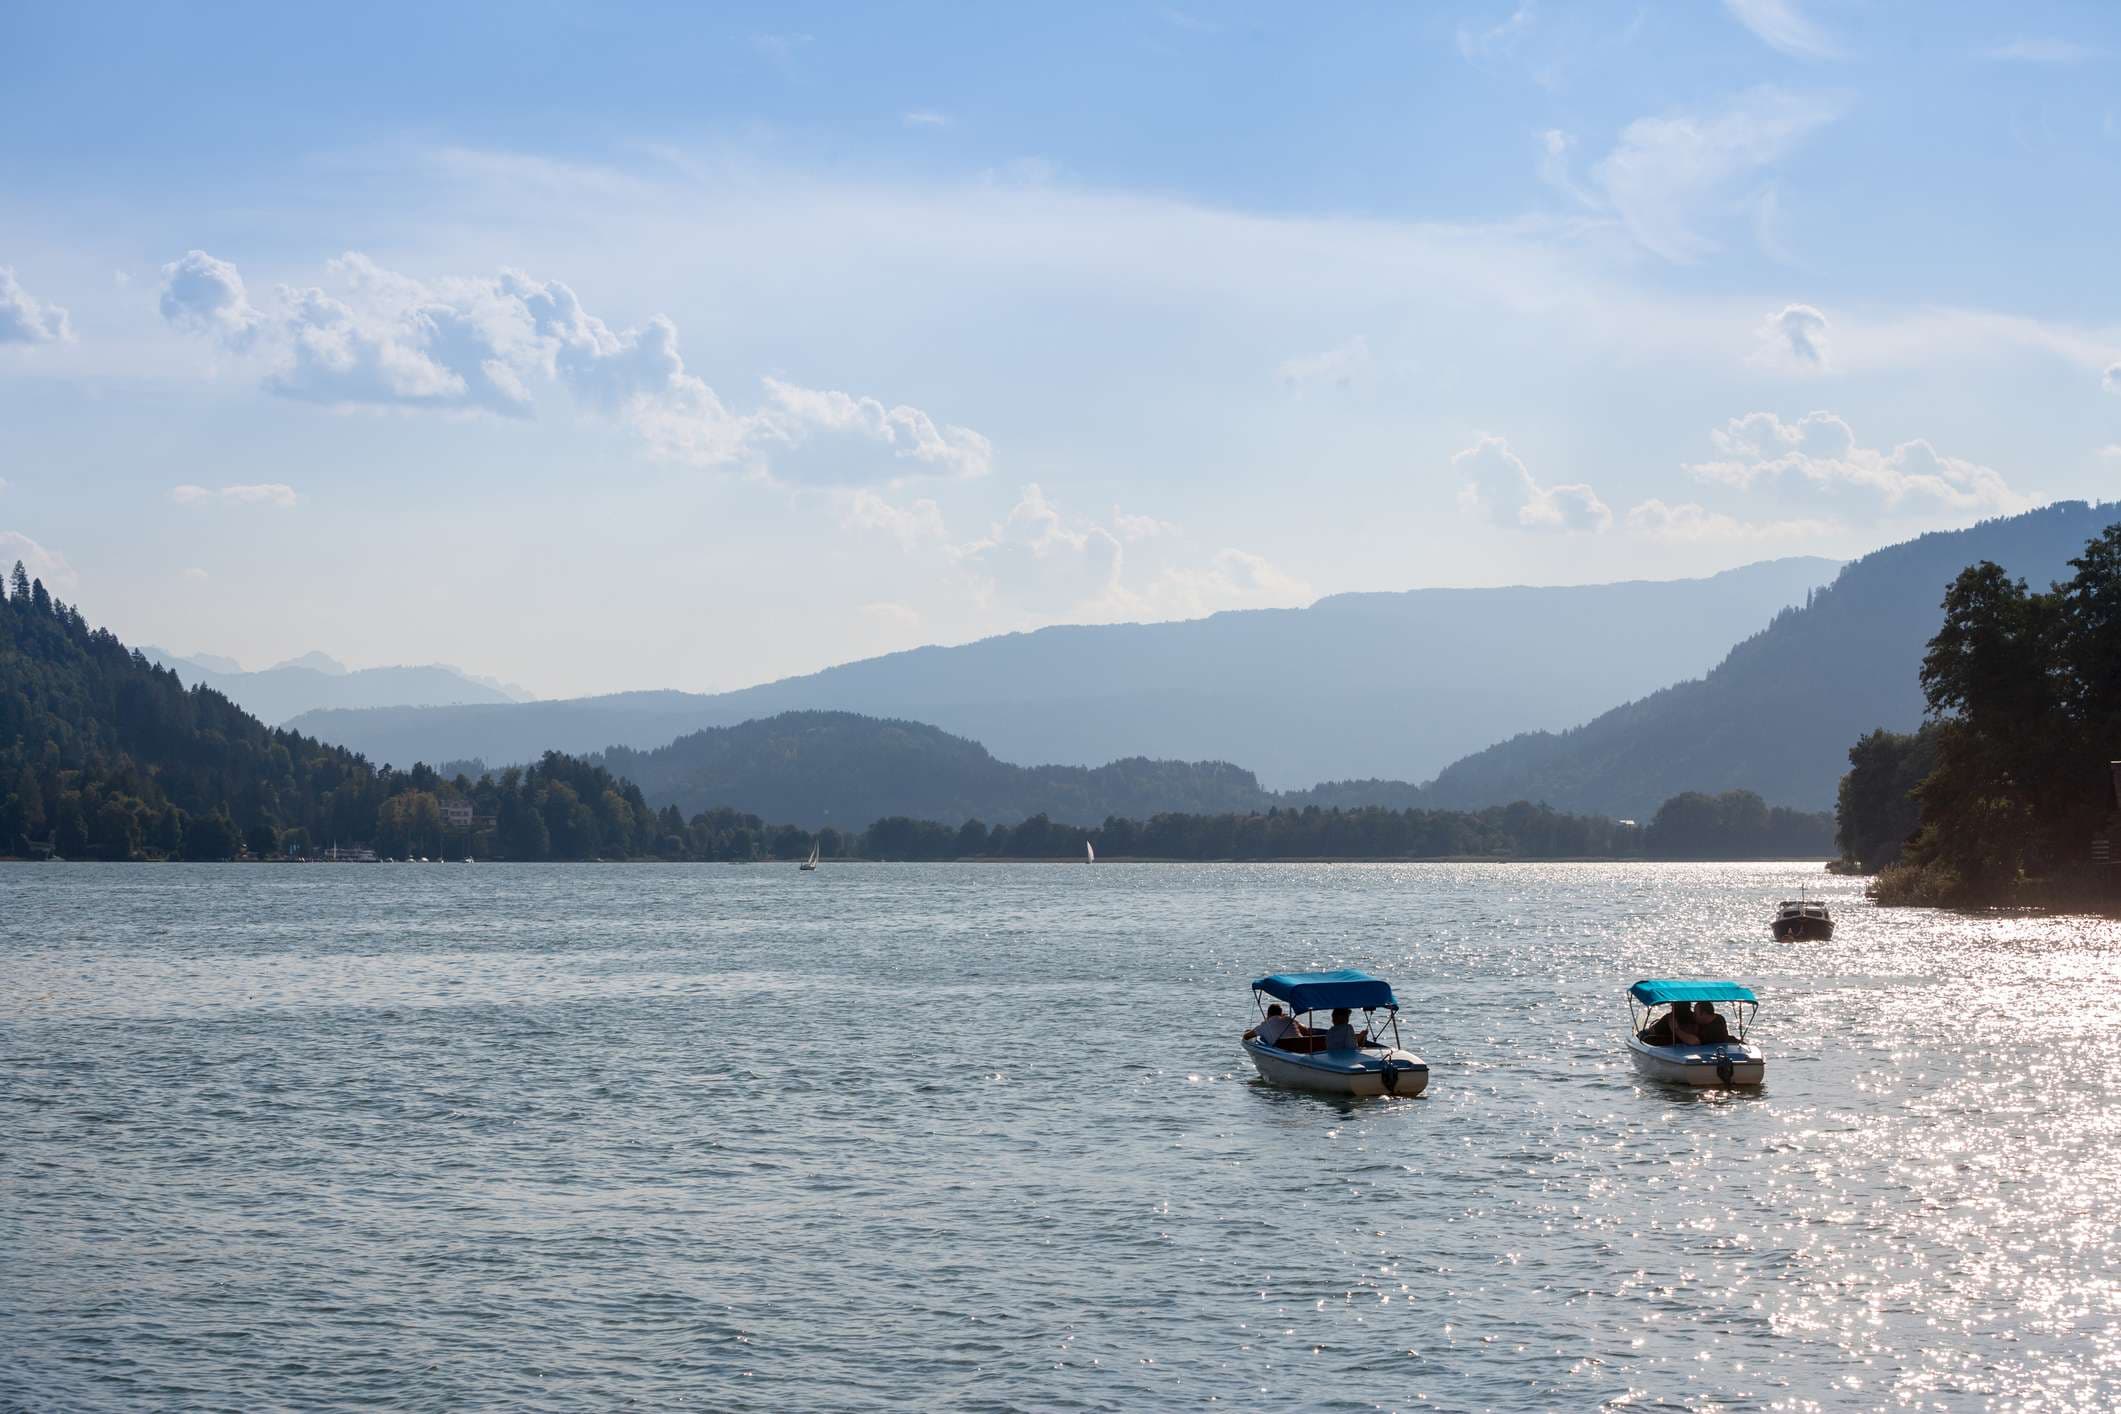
[1277,335,1372,391]
[221,483,299,507]
[1624,498,1834,542]
[2100,444,2121,459]
[848,483,1309,623]
[902,110,952,129]
[959,483,1126,612]
[859,600,921,630]
[1985,39,2103,63]
[162,252,988,485]
[2104,363,2121,394]
[0,265,73,345]
[1592,88,1845,262]
[1457,3,1534,60]
[1452,435,1612,532]
[181,567,210,583]
[834,487,948,548]
[756,379,993,482]
[1125,547,1314,620]
[0,531,79,592]
[1688,411,2022,514]
[279,254,542,415]
[169,483,298,508]
[1536,129,1596,207]
[1112,508,1177,541]
[1756,303,1830,369]
[1723,0,1843,60]
[160,250,264,350]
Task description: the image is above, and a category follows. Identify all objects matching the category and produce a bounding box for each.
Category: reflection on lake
[4,862,2118,1410]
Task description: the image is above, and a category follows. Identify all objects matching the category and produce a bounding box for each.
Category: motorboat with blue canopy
[1242,969,1428,1097]
[1625,979,1764,1087]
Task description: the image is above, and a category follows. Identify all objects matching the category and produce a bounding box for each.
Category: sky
[3,0,2119,699]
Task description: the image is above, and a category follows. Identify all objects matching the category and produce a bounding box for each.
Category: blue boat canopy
[1629,979,1757,1006]
[1253,968,1398,1013]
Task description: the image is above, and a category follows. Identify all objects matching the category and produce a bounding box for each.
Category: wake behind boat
[1625,979,1764,1088]
[1241,968,1428,1097]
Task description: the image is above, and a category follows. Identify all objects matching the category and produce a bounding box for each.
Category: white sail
[1086,841,1096,863]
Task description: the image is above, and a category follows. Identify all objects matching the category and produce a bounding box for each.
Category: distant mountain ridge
[1420,501,2121,818]
[588,710,1285,827]
[287,558,1837,783]
[142,648,535,726]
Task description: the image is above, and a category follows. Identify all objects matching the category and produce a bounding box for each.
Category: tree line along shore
[1,562,1829,865]
[17,518,2121,906]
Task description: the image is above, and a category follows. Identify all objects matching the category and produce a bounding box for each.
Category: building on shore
[321,844,379,863]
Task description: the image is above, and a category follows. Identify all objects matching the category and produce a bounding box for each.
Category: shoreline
[2,853,1840,866]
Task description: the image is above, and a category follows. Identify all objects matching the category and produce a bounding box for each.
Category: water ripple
[3,861,2119,1410]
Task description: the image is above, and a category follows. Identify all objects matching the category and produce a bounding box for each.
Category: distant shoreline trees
[3,562,1834,866]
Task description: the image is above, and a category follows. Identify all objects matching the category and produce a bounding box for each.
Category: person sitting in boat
[1691,1001,1732,1045]
[1640,1003,1702,1047]
[1244,1004,1307,1048]
[1324,1007,1363,1053]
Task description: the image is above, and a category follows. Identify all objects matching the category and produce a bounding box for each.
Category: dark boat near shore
[1771,898,1834,941]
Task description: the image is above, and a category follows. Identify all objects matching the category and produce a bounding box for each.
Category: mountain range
[140,648,534,726]
[288,558,1837,785]
[1421,500,2121,818]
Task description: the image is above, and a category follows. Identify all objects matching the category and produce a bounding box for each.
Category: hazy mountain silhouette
[587,710,1281,827]
[1421,501,2121,818]
[141,649,534,726]
[288,558,1836,782]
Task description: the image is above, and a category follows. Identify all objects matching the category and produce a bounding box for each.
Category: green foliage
[596,711,1286,829]
[1834,726,1940,872]
[1853,523,2121,904]
[1867,859,1962,907]
[1644,789,1836,860]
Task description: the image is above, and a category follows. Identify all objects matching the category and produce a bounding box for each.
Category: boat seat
[1271,1035,1380,1054]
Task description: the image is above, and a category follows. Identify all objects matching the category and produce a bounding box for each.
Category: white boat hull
[1626,1035,1765,1087]
[1243,1038,1429,1097]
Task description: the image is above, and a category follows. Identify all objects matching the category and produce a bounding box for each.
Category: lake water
[4,862,2119,1411]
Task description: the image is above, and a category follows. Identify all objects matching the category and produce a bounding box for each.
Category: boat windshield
[1628,1000,1756,1043]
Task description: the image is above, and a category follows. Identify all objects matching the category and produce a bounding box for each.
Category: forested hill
[1420,501,2121,819]
[592,710,1289,827]
[289,558,1836,787]
[2,572,385,857]
[0,566,661,861]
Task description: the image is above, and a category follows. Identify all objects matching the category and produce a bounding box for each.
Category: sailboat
[800,841,820,872]
[1085,840,1096,863]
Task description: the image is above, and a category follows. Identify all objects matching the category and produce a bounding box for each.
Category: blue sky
[3,0,2118,697]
